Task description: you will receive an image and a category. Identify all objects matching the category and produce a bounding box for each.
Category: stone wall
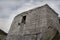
[6,4,60,40]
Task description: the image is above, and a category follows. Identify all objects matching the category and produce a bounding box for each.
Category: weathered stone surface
[40,27,57,40]
[6,4,60,40]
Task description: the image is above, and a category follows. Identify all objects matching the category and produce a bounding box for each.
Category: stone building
[0,29,7,40]
[6,4,60,40]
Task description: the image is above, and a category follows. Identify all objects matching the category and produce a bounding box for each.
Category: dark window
[21,16,26,24]
[59,19,60,23]
[18,23,20,25]
[48,26,52,29]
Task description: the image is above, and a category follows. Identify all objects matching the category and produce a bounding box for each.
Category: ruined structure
[6,4,60,40]
[0,29,7,40]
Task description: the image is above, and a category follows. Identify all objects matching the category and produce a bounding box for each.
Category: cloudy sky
[0,0,60,33]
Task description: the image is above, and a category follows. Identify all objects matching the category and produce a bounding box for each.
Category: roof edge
[45,4,58,16]
[0,29,7,35]
[15,4,58,18]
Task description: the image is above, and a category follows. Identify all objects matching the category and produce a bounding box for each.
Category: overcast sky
[0,0,60,33]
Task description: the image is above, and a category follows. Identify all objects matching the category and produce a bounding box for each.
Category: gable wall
[46,6,60,33]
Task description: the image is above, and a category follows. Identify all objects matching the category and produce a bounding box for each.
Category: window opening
[21,16,26,24]
[18,23,20,25]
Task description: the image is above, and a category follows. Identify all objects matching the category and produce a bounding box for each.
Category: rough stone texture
[6,4,60,40]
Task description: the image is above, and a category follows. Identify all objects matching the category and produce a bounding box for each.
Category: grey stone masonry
[6,4,60,40]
